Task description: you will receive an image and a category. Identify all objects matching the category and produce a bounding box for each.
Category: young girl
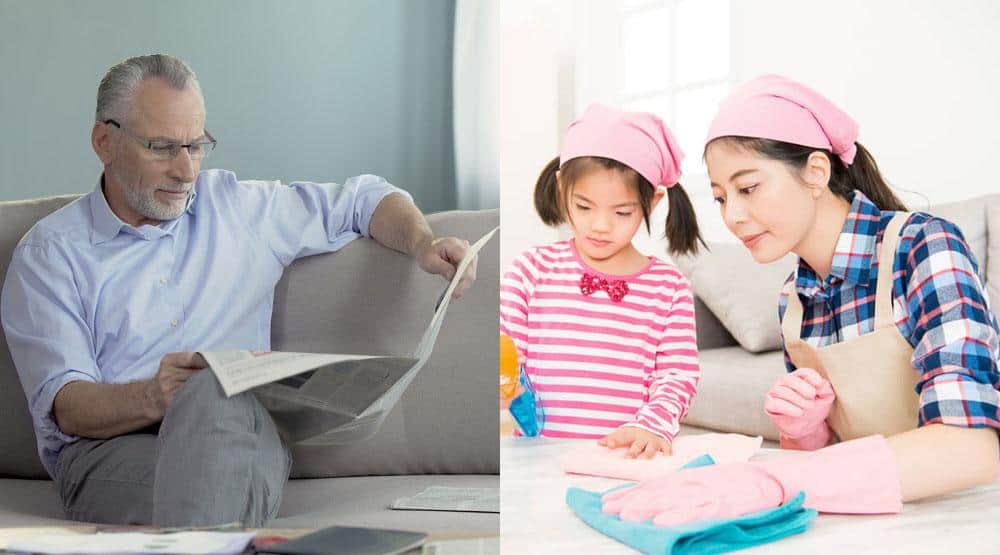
[602,75,1000,525]
[500,105,704,459]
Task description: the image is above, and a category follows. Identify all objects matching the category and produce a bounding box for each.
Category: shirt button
[170,320,178,327]
[160,278,168,285]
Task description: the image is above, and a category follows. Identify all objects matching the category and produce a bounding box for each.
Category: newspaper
[201,226,498,445]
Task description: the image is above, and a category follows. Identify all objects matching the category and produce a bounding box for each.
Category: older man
[0,54,477,527]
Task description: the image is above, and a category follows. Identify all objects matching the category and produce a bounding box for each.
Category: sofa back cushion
[0,192,498,479]
[0,195,79,478]
[274,209,499,478]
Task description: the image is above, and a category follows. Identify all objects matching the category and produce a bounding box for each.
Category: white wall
[501,0,1000,266]
[499,1,569,271]
[732,0,1000,209]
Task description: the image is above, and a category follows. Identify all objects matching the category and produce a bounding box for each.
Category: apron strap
[780,279,804,346]
[873,213,911,329]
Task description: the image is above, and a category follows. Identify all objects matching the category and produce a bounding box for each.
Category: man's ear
[92,122,114,165]
[802,151,832,199]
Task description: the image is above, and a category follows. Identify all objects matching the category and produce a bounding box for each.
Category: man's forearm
[367,193,434,256]
[53,380,160,439]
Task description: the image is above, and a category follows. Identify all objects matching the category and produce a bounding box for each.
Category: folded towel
[565,455,817,555]
[562,433,763,481]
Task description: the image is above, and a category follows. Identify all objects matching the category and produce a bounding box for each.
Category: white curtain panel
[453,0,500,209]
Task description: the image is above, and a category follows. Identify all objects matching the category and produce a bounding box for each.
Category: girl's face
[705,141,820,263]
[561,167,661,266]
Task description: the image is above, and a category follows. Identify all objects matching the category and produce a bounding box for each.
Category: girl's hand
[598,426,672,459]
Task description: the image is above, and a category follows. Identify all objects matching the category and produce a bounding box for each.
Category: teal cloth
[565,455,817,555]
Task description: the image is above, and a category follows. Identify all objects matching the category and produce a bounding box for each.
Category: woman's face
[705,141,819,264]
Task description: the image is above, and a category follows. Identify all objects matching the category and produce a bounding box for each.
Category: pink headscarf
[705,75,859,166]
[560,104,684,188]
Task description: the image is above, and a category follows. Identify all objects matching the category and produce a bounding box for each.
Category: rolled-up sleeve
[1,241,100,475]
[904,219,1000,430]
[234,173,412,265]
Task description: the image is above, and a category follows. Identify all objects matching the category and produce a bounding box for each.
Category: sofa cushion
[0,195,79,479]
[675,243,796,353]
[983,195,1000,305]
[681,346,784,440]
[0,193,498,480]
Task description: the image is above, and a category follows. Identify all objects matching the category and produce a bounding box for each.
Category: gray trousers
[54,369,292,527]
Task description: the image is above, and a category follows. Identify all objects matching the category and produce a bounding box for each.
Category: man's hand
[598,426,673,459]
[145,352,208,419]
[415,237,478,299]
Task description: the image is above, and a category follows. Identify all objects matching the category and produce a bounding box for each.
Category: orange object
[500,334,519,401]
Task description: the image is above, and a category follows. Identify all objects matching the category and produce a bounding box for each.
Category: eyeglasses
[104,119,217,161]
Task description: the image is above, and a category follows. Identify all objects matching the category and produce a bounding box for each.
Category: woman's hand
[764,367,835,448]
[598,426,672,459]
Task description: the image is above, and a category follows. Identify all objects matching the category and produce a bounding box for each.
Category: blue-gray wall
[0,0,457,211]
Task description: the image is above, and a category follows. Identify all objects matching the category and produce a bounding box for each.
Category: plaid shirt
[778,191,1000,431]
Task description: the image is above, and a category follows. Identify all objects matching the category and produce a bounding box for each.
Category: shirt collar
[88,174,199,245]
[795,190,883,297]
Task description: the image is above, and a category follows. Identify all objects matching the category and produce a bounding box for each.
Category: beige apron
[781,212,919,441]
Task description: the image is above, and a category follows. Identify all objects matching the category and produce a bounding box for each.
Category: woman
[602,75,999,526]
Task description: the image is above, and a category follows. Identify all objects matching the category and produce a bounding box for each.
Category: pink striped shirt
[499,240,699,440]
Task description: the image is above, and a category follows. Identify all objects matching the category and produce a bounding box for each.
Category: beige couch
[676,194,1000,441]
[0,195,499,533]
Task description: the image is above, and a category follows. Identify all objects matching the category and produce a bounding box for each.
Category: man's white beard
[116,172,192,222]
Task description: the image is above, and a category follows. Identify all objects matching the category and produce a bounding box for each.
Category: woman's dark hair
[533,155,704,256]
[706,138,907,212]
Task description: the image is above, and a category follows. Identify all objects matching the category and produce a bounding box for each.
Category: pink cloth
[561,433,763,481]
[560,104,684,188]
[499,240,699,440]
[705,74,860,165]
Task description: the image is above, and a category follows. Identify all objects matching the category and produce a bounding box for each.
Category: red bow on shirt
[579,273,629,302]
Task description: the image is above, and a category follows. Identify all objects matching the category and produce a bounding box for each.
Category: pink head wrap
[559,104,684,188]
[705,75,859,166]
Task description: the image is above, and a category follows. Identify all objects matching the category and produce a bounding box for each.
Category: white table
[501,436,1000,554]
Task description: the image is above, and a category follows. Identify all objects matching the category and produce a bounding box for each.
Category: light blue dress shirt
[1,169,408,476]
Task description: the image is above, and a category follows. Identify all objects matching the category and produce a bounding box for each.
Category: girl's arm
[889,424,999,501]
[499,250,537,357]
[631,276,699,439]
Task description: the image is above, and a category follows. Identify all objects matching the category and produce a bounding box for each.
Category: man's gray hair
[95,54,203,123]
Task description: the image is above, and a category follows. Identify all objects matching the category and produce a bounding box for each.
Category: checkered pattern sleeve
[903,218,1000,430]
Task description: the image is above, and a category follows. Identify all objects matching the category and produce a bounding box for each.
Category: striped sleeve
[628,272,700,440]
[499,249,538,359]
[903,218,1000,430]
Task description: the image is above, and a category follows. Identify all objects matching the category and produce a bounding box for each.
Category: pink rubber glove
[764,368,835,450]
[602,435,902,526]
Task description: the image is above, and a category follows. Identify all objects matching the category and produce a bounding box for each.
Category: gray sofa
[0,195,499,534]
[677,193,1000,442]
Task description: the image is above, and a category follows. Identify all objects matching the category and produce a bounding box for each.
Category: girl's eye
[713,196,725,205]
[739,184,758,195]
[616,211,633,217]
[575,204,590,211]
